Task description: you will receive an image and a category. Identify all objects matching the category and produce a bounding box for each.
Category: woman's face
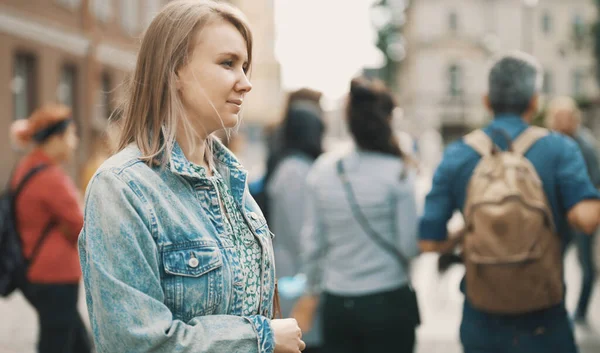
[177,20,252,137]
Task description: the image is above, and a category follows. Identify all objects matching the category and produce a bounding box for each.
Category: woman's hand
[272,318,305,353]
[291,295,319,332]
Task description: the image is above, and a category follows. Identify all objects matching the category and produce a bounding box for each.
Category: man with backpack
[419,52,600,353]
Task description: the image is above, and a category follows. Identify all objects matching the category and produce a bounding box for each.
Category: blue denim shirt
[79,141,275,353]
[419,115,600,322]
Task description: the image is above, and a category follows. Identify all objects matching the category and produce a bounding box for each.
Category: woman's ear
[175,74,182,91]
[174,69,183,91]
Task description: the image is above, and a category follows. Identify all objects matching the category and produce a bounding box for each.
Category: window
[542,71,553,95]
[449,11,458,32]
[12,53,37,120]
[56,0,81,9]
[58,65,78,123]
[121,0,139,35]
[92,0,112,23]
[542,11,552,34]
[573,14,586,40]
[448,64,462,96]
[572,69,585,97]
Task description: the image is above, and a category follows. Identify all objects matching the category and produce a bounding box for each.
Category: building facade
[399,0,598,143]
[0,0,167,185]
[0,0,281,185]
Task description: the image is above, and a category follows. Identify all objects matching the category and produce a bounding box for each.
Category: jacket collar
[169,138,248,206]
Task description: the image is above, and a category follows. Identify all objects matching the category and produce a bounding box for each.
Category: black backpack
[0,164,54,297]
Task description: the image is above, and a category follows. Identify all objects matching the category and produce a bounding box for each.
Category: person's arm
[394,170,419,258]
[293,172,325,331]
[79,170,274,353]
[273,159,312,272]
[42,167,84,245]
[299,174,326,296]
[418,146,460,252]
[556,137,600,235]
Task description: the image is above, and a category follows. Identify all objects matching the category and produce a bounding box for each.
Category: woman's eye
[222,60,234,68]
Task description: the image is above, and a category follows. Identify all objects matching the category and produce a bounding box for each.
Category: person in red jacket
[10,104,90,353]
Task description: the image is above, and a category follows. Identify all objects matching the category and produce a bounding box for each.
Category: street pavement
[1,248,599,352]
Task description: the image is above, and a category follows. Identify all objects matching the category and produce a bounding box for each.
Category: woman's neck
[177,132,211,172]
[37,144,61,164]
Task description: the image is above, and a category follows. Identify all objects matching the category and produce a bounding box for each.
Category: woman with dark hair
[250,88,323,222]
[266,102,325,353]
[293,77,420,353]
[10,104,91,353]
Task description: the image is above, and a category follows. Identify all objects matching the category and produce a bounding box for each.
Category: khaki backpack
[462,126,563,314]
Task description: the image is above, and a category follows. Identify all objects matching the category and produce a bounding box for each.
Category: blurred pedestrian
[10,104,91,353]
[78,1,303,353]
[546,96,600,325]
[250,88,323,222]
[420,52,600,353]
[267,101,325,353]
[80,127,117,193]
[293,77,420,353]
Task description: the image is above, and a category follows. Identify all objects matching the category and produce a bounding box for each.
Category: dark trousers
[575,231,596,320]
[22,283,92,353]
[460,302,577,353]
[322,287,416,353]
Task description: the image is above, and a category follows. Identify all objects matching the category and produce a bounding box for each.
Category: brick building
[0,0,167,185]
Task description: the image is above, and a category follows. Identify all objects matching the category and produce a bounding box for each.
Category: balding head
[546,96,581,137]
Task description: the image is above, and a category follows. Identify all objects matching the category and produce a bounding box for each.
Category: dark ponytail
[347,77,404,159]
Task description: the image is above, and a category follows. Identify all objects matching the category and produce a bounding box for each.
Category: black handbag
[336,159,421,327]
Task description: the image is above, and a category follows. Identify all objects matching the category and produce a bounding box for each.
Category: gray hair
[487,51,542,115]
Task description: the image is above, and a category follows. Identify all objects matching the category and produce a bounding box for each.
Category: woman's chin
[222,114,240,128]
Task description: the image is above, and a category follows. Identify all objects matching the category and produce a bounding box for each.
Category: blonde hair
[116,0,253,166]
[545,96,581,130]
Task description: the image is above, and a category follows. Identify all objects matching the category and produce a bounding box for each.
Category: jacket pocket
[161,240,224,321]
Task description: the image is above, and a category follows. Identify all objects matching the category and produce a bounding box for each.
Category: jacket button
[188,257,199,268]
[249,212,258,220]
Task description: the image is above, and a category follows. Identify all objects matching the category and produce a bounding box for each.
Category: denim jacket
[78,141,276,353]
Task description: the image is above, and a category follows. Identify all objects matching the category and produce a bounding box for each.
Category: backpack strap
[12,164,50,199]
[464,129,493,157]
[512,126,549,156]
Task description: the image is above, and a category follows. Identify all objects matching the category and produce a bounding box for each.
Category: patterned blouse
[189,163,263,316]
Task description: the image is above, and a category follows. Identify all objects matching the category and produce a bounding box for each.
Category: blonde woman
[78,1,303,353]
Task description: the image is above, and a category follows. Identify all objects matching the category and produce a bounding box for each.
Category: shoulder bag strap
[336,159,412,282]
[512,126,549,156]
[10,164,57,265]
[463,129,493,157]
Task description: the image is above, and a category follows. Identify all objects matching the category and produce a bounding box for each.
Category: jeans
[322,286,416,353]
[575,231,596,320]
[22,283,92,353]
[461,301,578,353]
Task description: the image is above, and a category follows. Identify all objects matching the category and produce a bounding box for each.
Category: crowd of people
[2,1,599,353]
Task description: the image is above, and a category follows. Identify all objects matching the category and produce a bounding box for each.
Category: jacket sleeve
[269,159,312,273]
[299,170,327,296]
[394,171,420,259]
[42,166,83,245]
[556,137,600,212]
[78,170,274,353]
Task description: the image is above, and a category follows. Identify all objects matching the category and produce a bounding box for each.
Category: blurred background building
[399,0,598,144]
[0,0,281,185]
